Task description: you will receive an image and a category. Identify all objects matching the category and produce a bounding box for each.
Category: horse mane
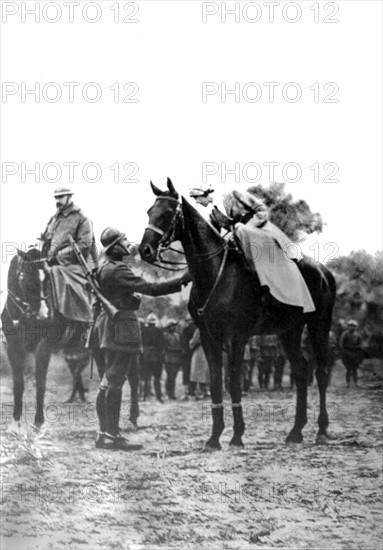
[7,254,21,295]
[6,248,44,299]
[181,197,225,246]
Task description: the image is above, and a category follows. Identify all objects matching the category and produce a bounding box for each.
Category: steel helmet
[100,227,127,252]
[166,319,178,329]
[348,320,358,328]
[146,313,158,325]
[53,185,74,197]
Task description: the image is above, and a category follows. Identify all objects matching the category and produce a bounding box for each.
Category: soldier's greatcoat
[94,259,182,353]
[41,202,97,265]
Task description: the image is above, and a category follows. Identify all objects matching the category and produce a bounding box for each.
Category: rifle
[68,236,118,320]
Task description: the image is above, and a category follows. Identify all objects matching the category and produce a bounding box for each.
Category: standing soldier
[327,327,338,385]
[163,320,183,400]
[93,228,189,450]
[257,334,279,390]
[189,328,210,399]
[273,337,286,391]
[141,313,165,402]
[242,342,252,393]
[340,320,364,387]
[40,185,98,266]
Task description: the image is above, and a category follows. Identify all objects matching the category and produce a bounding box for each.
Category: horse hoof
[202,440,221,452]
[316,433,330,445]
[229,437,244,448]
[285,432,303,444]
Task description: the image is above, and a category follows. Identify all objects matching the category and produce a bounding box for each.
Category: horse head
[139,178,182,263]
[14,247,49,321]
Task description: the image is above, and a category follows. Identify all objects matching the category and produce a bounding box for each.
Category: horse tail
[323,265,337,308]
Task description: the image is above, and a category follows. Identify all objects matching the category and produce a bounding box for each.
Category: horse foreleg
[35,340,51,427]
[65,368,77,403]
[77,374,87,402]
[228,339,246,448]
[201,335,224,451]
[308,321,330,444]
[280,329,308,444]
[7,338,27,423]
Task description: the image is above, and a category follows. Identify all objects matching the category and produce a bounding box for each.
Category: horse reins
[145,197,188,272]
[145,195,230,318]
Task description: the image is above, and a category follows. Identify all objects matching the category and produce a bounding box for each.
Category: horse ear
[167,178,178,198]
[150,180,163,196]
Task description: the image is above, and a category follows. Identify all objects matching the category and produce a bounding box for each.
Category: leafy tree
[247,182,323,239]
[331,250,383,336]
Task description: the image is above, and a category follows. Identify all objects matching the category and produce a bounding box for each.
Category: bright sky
[1,0,382,297]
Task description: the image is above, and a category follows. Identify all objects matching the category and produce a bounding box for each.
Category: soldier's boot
[346,369,351,387]
[105,385,122,438]
[154,377,163,403]
[166,373,176,400]
[353,367,358,387]
[97,386,142,451]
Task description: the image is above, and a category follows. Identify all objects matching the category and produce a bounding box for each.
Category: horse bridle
[145,196,187,271]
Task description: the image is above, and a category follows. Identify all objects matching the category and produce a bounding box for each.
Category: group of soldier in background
[140,315,210,402]
[138,315,365,401]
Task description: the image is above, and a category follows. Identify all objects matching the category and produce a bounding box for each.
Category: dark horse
[139,179,336,450]
[1,247,89,430]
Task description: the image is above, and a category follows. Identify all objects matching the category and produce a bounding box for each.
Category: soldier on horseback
[38,185,98,400]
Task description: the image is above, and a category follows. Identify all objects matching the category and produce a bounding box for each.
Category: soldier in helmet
[93,227,190,450]
[340,320,364,387]
[141,313,165,402]
[163,319,183,400]
[40,185,98,266]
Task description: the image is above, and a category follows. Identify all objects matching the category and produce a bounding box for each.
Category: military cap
[53,185,74,197]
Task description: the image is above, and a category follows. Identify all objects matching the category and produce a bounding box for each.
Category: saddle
[47,265,94,322]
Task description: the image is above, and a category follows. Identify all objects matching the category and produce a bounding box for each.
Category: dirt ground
[1,354,382,550]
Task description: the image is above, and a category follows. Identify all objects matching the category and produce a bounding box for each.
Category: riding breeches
[94,349,139,388]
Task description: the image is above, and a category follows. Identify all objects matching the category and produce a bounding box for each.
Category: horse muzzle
[139,242,157,264]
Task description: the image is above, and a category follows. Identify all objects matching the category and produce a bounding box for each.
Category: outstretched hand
[180,271,192,287]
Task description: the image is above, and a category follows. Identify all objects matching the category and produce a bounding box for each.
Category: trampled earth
[1,353,382,550]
